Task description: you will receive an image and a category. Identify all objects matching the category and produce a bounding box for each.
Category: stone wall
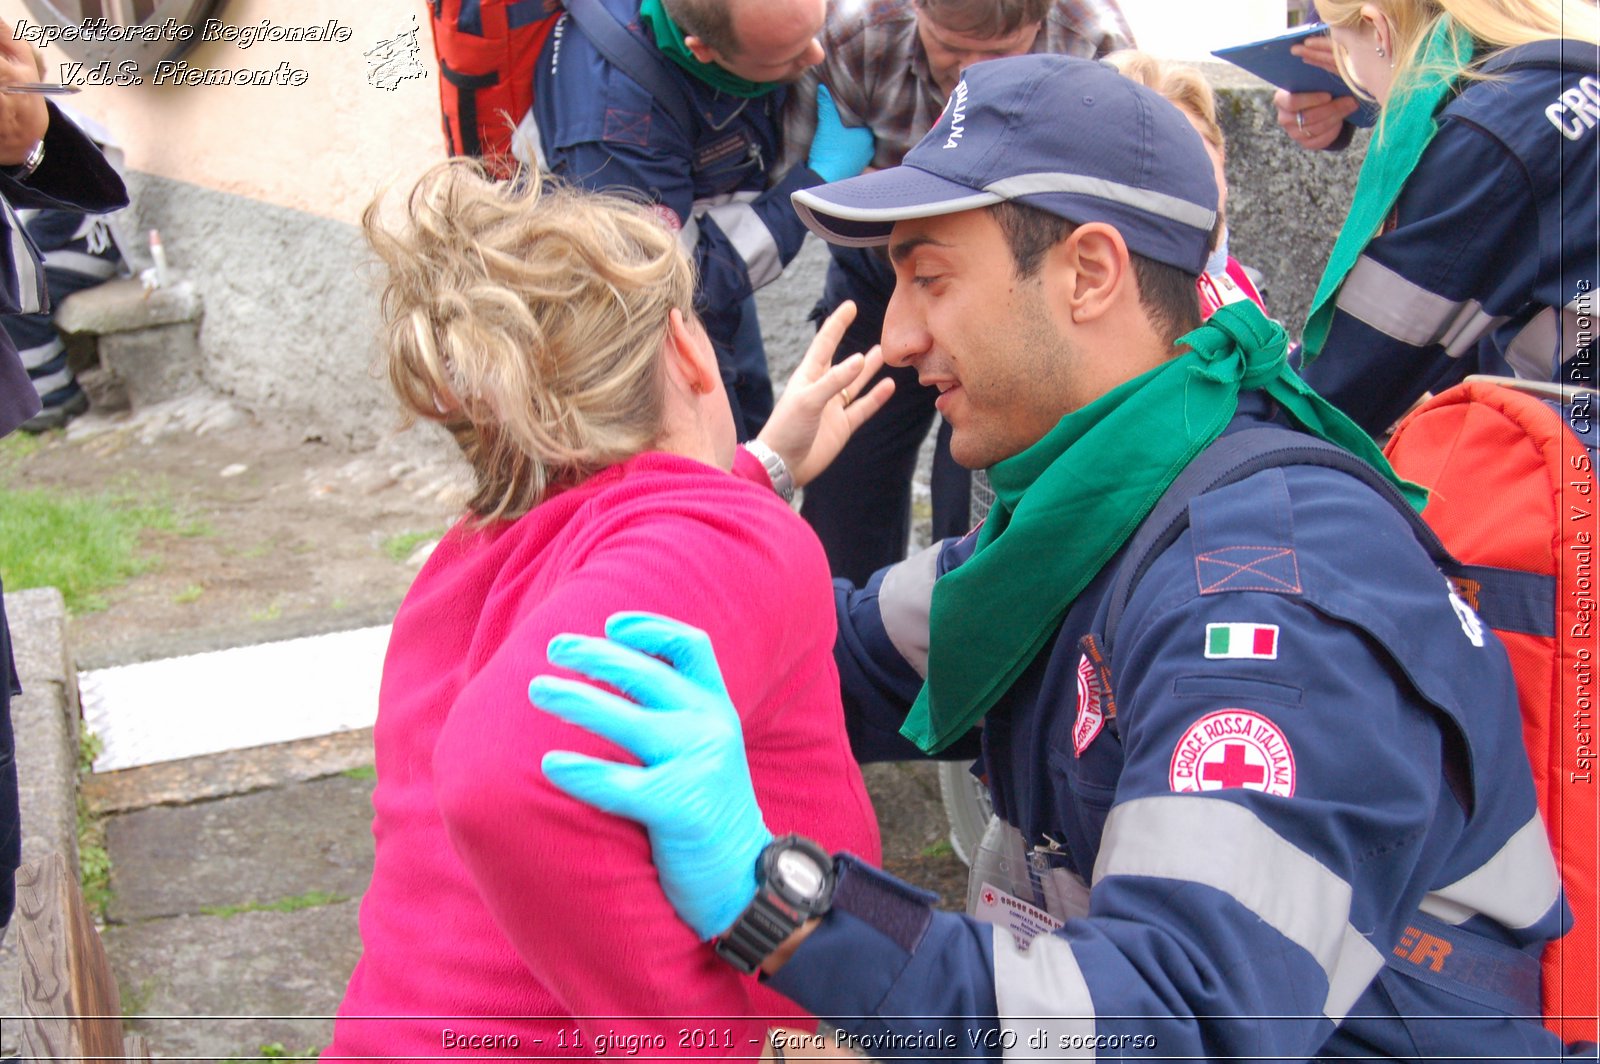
[115,74,1368,445]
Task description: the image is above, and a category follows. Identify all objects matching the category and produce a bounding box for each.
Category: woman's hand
[1274,88,1359,151]
[1291,34,1341,75]
[758,301,894,488]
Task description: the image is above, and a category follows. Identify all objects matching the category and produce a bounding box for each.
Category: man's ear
[1047,223,1131,325]
[684,34,720,65]
[665,308,719,396]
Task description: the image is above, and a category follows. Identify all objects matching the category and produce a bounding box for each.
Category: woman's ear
[1357,3,1394,58]
[665,308,719,396]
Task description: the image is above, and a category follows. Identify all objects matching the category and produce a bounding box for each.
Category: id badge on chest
[965,816,1089,950]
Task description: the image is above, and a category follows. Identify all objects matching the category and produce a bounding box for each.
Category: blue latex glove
[807,84,875,184]
[530,612,773,941]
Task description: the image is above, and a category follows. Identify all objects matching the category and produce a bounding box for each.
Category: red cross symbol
[1202,742,1266,788]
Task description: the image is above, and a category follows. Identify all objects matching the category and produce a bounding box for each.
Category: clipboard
[1211,23,1378,128]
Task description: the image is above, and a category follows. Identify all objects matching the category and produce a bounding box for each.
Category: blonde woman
[1290,0,1599,434]
[1103,50,1268,318]
[324,161,888,1059]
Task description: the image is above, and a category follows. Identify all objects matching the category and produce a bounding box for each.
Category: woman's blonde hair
[1316,0,1600,101]
[363,160,693,522]
[1102,50,1226,156]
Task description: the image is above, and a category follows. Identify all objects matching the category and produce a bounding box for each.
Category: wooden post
[14,851,125,1060]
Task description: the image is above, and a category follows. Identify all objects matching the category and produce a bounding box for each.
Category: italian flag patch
[1205,623,1279,660]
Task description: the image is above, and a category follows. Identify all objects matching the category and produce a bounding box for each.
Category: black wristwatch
[714,834,836,975]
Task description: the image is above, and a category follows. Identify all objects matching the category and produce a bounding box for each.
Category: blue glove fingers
[816,83,842,125]
[540,750,655,820]
[547,630,719,715]
[528,674,673,765]
[603,612,732,700]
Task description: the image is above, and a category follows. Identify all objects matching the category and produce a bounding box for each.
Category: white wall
[1117,0,1292,61]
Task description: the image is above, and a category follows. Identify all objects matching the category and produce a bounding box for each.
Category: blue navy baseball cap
[792,54,1219,274]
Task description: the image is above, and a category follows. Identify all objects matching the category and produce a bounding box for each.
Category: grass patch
[0,484,195,612]
[222,1043,322,1061]
[340,764,377,782]
[248,600,283,623]
[77,730,112,919]
[0,431,42,467]
[381,527,442,563]
[918,838,955,859]
[201,889,349,919]
[174,583,205,604]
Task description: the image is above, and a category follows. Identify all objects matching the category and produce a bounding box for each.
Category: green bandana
[1302,17,1476,363]
[899,301,1425,755]
[637,0,779,98]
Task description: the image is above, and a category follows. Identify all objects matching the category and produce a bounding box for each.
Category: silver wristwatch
[742,439,795,504]
[6,139,44,181]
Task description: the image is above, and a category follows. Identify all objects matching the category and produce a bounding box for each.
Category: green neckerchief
[899,301,1426,755]
[637,0,779,98]
[1301,17,1476,363]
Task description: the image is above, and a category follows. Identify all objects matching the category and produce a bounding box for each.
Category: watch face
[773,848,826,899]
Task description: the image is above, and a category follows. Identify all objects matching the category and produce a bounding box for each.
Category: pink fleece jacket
[325,451,881,1059]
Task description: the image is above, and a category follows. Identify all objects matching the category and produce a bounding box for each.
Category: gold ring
[840,387,853,406]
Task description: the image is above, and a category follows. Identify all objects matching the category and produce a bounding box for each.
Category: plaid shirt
[783,0,1134,172]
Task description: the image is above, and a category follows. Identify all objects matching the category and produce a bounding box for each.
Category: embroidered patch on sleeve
[1196,545,1302,595]
[602,107,651,146]
[1169,709,1296,797]
[1205,622,1280,660]
[1073,653,1104,757]
[1072,634,1116,757]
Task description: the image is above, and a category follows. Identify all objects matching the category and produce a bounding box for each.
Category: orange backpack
[427,0,562,174]
[1384,378,1598,1044]
[427,0,696,178]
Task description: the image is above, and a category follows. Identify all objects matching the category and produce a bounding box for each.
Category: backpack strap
[1099,428,1562,1026]
[1101,427,1454,656]
[561,0,698,135]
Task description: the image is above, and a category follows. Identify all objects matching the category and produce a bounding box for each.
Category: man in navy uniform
[527,55,1576,1061]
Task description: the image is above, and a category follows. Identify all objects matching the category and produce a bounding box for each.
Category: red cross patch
[1169,709,1296,797]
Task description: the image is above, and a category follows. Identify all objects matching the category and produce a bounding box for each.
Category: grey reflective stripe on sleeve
[878,540,939,678]
[511,109,547,170]
[993,931,1096,1060]
[41,249,119,281]
[676,214,702,257]
[1335,256,1504,356]
[1092,795,1383,1022]
[3,196,45,315]
[985,173,1216,233]
[1416,815,1561,930]
[1502,304,1592,380]
[18,336,63,372]
[701,198,783,289]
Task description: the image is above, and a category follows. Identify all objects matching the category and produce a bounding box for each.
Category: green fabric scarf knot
[898,301,1424,756]
[1186,297,1289,389]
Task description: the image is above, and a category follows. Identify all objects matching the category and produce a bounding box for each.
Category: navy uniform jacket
[771,402,1569,1062]
[1304,40,1600,435]
[0,102,127,436]
[517,0,819,379]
